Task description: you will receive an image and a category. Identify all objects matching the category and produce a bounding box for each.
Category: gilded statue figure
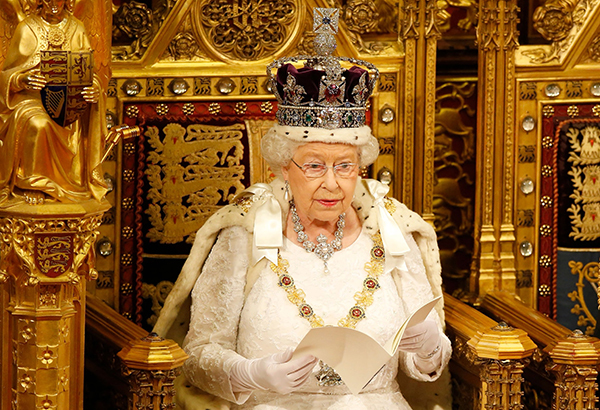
[0,0,107,205]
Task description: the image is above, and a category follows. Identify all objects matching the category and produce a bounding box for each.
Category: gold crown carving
[267,8,379,130]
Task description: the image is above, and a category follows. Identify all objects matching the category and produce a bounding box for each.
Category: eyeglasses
[291,159,358,179]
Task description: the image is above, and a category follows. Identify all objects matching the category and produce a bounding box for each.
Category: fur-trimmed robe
[153,178,451,409]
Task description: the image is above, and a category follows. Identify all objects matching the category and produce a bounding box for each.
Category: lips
[316,199,341,207]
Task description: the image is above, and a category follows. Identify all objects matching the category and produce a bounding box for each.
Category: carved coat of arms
[40,50,94,127]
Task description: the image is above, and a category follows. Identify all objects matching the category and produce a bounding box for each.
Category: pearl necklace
[290,203,345,274]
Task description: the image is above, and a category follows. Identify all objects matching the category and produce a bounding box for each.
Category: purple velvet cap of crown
[276,63,369,106]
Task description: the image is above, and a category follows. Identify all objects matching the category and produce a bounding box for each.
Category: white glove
[397,319,441,358]
[230,348,318,394]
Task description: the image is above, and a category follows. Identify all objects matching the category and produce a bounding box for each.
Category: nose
[321,167,339,191]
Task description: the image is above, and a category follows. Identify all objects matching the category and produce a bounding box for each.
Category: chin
[312,207,344,221]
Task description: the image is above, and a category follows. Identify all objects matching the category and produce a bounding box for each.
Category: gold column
[546,330,600,410]
[468,322,536,410]
[0,201,109,410]
[400,0,440,220]
[118,333,188,410]
[472,0,520,298]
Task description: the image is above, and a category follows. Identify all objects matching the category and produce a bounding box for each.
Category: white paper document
[292,296,442,394]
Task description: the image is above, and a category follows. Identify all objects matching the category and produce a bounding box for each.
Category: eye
[336,163,352,170]
[305,163,326,170]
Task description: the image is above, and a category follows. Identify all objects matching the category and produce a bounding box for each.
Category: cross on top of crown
[313,8,339,56]
[314,8,339,35]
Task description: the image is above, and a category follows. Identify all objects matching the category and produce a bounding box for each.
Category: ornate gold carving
[119,334,188,410]
[241,77,258,94]
[566,81,582,98]
[516,270,533,288]
[343,0,379,33]
[39,285,59,307]
[546,331,600,410]
[192,0,298,61]
[378,138,394,155]
[1,205,104,410]
[523,0,590,64]
[0,213,103,284]
[518,145,535,163]
[588,35,600,62]
[97,271,114,289]
[437,0,477,32]
[148,78,164,96]
[168,32,200,61]
[401,0,420,40]
[35,234,74,277]
[434,81,476,286]
[567,260,600,334]
[533,0,575,42]
[468,323,535,410]
[141,281,174,327]
[112,0,174,61]
[378,73,396,92]
[145,123,245,244]
[194,77,211,95]
[517,209,534,227]
[519,82,537,100]
[340,0,397,54]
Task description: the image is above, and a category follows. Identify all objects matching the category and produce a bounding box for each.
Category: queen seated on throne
[154,8,451,410]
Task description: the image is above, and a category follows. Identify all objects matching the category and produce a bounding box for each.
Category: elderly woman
[154,10,450,409]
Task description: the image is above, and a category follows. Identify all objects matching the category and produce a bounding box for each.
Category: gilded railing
[86,292,188,410]
[481,290,600,410]
[444,293,536,410]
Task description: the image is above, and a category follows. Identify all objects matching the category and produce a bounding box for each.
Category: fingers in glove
[281,355,318,377]
[290,366,315,388]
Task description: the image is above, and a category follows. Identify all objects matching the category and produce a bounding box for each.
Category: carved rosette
[532,0,575,42]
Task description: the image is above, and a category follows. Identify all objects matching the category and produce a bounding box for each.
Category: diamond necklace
[290,203,345,274]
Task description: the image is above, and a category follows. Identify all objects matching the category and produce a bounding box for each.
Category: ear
[281,164,290,180]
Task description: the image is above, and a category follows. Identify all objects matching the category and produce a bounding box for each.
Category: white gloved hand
[397,319,441,358]
[230,348,318,394]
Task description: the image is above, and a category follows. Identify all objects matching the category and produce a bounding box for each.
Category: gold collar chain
[271,230,385,329]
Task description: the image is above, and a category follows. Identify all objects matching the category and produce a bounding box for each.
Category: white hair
[260,128,380,177]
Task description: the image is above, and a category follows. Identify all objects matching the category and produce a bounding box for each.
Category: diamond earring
[284,180,292,202]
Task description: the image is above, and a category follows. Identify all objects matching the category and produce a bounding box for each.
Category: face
[282,142,359,223]
[41,0,66,22]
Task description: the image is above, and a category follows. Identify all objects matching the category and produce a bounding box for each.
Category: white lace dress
[182,225,450,410]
